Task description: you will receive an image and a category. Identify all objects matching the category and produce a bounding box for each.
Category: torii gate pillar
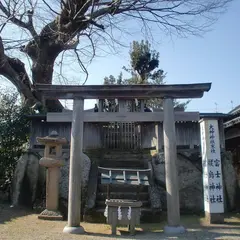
[163,98,185,234]
[63,98,85,234]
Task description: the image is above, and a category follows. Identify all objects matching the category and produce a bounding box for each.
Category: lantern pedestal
[38,209,63,221]
[37,131,67,221]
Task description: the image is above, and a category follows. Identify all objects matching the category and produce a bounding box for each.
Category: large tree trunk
[30,42,64,112]
[0,36,63,112]
[0,38,37,106]
[0,2,91,111]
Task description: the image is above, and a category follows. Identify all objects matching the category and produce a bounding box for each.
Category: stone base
[205,212,224,224]
[63,226,85,234]
[164,225,186,234]
[38,209,63,221]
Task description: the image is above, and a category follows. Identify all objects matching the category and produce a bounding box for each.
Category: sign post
[200,119,224,223]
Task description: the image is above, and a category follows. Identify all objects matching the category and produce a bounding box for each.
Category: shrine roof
[228,104,240,115]
[199,113,230,119]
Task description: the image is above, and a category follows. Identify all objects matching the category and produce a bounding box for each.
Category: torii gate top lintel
[36,83,211,100]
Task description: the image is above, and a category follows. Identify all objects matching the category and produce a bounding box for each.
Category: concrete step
[102,156,148,160]
[97,184,148,193]
[103,153,144,158]
[101,159,144,164]
[103,155,143,157]
[99,163,145,169]
[97,192,149,201]
[102,158,143,162]
[103,150,144,154]
[103,152,150,156]
[101,162,144,167]
[96,200,149,208]
[99,161,144,167]
[102,160,144,164]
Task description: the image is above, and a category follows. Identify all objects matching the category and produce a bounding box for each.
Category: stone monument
[37,131,67,220]
[200,119,224,223]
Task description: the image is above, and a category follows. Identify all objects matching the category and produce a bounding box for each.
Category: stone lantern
[37,131,67,220]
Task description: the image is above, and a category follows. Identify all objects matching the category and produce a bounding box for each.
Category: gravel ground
[0,204,240,240]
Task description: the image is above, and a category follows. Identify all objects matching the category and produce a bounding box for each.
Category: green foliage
[0,90,30,190]
[103,72,123,85]
[103,40,189,111]
[123,40,165,84]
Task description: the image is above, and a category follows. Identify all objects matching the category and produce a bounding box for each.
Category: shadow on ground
[0,203,33,224]
[1,202,240,239]
[84,226,240,240]
[83,215,240,240]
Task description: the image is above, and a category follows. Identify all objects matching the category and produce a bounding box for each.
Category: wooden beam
[47,111,200,123]
[36,83,211,100]
[224,116,240,128]
[225,128,240,140]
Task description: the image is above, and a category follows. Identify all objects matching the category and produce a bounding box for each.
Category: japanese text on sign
[200,119,224,213]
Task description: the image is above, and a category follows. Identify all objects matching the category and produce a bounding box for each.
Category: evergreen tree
[124,40,165,85]
[103,40,189,110]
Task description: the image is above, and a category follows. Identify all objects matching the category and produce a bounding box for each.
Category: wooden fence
[102,122,141,149]
[30,117,225,150]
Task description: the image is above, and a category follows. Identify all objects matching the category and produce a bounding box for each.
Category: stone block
[205,212,224,224]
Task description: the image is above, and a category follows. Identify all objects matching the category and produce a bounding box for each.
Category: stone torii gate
[36,83,211,234]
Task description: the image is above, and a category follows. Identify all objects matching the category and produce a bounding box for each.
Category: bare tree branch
[42,0,60,16]
[0,0,233,111]
[74,48,89,85]
[0,1,39,43]
[0,36,38,104]
[63,38,79,50]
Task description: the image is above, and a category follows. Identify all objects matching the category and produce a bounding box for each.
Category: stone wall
[221,151,238,210]
[149,150,238,213]
[11,150,92,216]
[11,148,238,218]
[59,151,91,199]
[12,152,43,207]
[59,152,91,216]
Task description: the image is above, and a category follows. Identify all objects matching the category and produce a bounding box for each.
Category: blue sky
[1,1,239,113]
[82,0,240,113]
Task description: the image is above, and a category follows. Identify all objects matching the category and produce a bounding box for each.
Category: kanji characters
[215,182,222,190]
[209,183,215,191]
[208,171,214,179]
[209,124,216,153]
[208,159,214,166]
[209,124,215,134]
[210,195,216,203]
[215,171,221,178]
[214,159,220,167]
[216,195,223,203]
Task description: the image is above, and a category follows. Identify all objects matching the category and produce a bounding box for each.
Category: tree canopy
[0,0,232,110]
[104,40,189,110]
[123,40,164,84]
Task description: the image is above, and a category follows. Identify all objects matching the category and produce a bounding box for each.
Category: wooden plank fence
[102,122,141,149]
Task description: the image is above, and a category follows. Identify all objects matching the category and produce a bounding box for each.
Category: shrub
[0,89,30,194]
